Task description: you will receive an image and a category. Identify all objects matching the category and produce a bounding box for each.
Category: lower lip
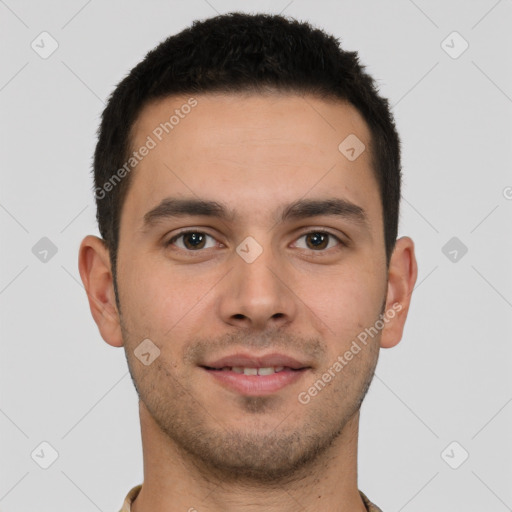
[202,367,309,396]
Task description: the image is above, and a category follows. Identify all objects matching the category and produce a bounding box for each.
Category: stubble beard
[123,327,379,486]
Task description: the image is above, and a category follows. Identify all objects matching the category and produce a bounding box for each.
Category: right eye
[165,230,219,251]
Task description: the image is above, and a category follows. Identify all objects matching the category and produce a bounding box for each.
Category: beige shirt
[119,484,384,511]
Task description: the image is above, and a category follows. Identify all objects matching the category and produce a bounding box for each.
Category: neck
[131,402,367,512]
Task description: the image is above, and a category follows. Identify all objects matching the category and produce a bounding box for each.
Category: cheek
[133,277,184,332]
[302,264,383,343]
[121,258,216,340]
[117,255,171,334]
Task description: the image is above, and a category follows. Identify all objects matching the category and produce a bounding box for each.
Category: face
[80,92,417,483]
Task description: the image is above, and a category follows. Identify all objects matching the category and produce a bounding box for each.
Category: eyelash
[164,229,346,254]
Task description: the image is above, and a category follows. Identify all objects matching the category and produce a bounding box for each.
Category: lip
[200,352,312,396]
[202,352,309,370]
[202,367,310,396]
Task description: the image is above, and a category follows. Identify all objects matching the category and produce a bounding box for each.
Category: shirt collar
[120,484,383,511]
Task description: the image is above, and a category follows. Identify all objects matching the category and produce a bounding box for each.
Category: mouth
[202,365,303,375]
[199,353,312,396]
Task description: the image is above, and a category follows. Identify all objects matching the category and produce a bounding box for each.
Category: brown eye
[294,231,343,251]
[166,231,216,250]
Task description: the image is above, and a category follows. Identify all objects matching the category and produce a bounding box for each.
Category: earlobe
[380,236,418,349]
[78,235,123,347]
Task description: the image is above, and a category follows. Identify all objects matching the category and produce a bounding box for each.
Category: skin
[79,92,417,512]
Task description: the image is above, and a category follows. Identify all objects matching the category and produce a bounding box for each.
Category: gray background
[1,0,511,510]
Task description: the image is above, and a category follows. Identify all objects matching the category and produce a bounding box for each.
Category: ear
[78,235,123,347]
[380,236,418,349]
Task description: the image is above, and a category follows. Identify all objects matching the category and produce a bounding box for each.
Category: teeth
[257,367,275,376]
[228,366,286,375]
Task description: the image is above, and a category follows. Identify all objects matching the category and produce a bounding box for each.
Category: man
[79,12,417,512]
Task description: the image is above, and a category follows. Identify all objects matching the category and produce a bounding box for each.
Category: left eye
[293,231,342,251]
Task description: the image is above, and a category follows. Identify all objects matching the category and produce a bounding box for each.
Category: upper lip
[201,352,311,370]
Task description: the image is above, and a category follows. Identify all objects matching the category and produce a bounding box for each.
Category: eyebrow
[142,197,369,231]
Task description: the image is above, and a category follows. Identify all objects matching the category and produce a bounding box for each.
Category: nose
[217,240,298,331]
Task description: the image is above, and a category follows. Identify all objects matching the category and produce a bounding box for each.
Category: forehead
[123,92,381,232]
[132,92,372,159]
